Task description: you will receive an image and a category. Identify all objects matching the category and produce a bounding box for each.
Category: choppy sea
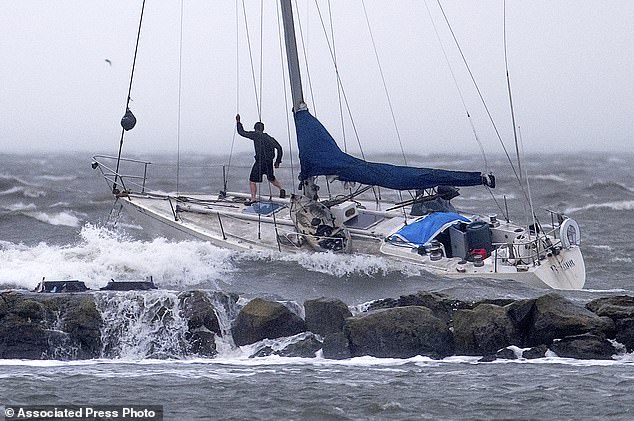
[1,151,633,420]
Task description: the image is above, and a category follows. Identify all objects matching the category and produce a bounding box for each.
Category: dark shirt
[237,122,283,165]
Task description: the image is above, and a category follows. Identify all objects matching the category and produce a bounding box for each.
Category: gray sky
[1,1,633,158]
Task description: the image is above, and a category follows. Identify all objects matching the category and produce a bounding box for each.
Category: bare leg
[250,181,257,201]
[271,179,283,190]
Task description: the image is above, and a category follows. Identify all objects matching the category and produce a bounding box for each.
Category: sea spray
[96,291,190,359]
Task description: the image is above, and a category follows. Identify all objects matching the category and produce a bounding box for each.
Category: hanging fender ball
[121,108,137,131]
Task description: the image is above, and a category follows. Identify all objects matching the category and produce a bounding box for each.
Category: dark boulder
[14,299,46,321]
[187,331,217,357]
[59,296,103,358]
[453,303,523,356]
[304,297,352,335]
[506,299,536,332]
[276,334,322,358]
[344,306,454,359]
[367,292,469,322]
[232,298,306,346]
[522,345,549,359]
[479,347,517,362]
[0,293,102,359]
[615,318,634,352]
[550,333,617,360]
[322,332,352,360]
[0,295,8,319]
[249,334,323,358]
[0,314,49,359]
[179,291,221,335]
[526,293,614,346]
[586,296,634,320]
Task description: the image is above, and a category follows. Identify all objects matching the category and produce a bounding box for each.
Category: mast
[280,0,307,113]
[280,0,319,200]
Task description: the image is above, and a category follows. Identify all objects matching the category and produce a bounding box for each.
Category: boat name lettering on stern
[551,259,576,273]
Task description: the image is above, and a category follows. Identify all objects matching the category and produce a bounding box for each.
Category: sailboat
[93,1,585,290]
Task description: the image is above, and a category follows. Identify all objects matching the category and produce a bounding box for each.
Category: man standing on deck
[236,114,286,205]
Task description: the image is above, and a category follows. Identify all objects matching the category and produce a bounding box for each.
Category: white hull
[116,191,585,290]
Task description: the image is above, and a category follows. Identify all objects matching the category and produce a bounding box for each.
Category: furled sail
[294,110,485,190]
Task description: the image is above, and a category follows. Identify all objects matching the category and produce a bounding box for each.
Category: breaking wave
[565,200,634,214]
[24,210,82,227]
[531,174,567,183]
[0,225,236,290]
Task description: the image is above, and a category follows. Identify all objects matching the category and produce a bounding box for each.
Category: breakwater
[1,289,632,360]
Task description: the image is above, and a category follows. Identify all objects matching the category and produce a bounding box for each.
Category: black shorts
[249,160,275,183]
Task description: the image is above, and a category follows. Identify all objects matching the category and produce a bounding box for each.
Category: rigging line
[226,0,242,192]
[176,0,185,194]
[422,0,488,171]
[435,0,521,184]
[312,0,366,160]
[259,0,264,121]
[241,0,261,119]
[326,0,347,151]
[114,0,146,194]
[360,0,407,166]
[265,178,282,252]
[276,1,296,192]
[504,0,522,183]
[519,125,538,237]
[293,0,317,116]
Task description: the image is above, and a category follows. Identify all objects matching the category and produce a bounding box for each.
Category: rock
[187,331,217,357]
[0,295,9,319]
[232,298,306,346]
[479,347,517,362]
[506,299,536,331]
[495,347,518,360]
[453,304,522,355]
[615,318,634,352]
[249,334,323,358]
[322,332,351,360]
[14,299,46,321]
[344,306,454,359]
[59,296,103,358]
[276,334,322,358]
[0,293,102,359]
[526,293,614,346]
[550,333,617,360]
[522,345,548,359]
[179,291,221,335]
[0,314,49,359]
[250,346,275,358]
[367,292,469,322]
[304,297,352,335]
[586,296,634,320]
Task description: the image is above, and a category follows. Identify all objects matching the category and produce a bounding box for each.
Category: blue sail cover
[387,212,471,246]
[294,110,484,190]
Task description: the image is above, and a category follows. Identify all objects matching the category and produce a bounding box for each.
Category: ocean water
[1,152,634,420]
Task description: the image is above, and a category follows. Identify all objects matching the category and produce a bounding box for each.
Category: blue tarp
[387,212,470,246]
[294,110,485,190]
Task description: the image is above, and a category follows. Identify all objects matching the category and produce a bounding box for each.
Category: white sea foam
[35,175,77,181]
[532,174,567,183]
[0,186,23,196]
[566,200,634,214]
[3,202,37,212]
[24,210,81,227]
[0,225,236,290]
[280,251,394,277]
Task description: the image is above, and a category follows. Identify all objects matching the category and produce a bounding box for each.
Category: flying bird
[104,58,112,66]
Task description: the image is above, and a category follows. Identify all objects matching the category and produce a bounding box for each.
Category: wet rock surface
[1,290,633,360]
[232,298,306,346]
